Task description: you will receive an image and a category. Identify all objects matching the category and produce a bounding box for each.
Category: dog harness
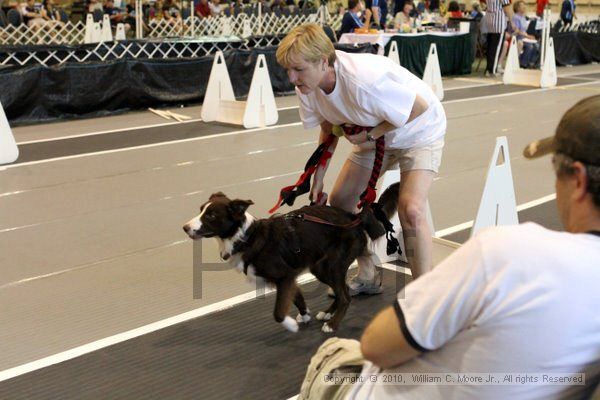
[269,125,400,256]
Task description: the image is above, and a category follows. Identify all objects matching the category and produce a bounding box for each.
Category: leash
[338,125,385,210]
[268,134,335,214]
[269,124,400,256]
[269,125,384,213]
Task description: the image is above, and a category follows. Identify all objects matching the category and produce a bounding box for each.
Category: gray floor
[1,63,599,376]
[0,268,410,400]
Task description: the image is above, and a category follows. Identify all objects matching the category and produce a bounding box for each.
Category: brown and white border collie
[183,183,399,333]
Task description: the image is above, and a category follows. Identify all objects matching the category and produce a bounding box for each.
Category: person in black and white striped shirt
[484,0,514,75]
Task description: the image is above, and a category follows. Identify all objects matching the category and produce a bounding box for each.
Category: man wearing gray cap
[298,95,600,400]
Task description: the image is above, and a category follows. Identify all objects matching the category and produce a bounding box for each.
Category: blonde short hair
[276,23,336,68]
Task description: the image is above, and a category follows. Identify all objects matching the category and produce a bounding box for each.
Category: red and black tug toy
[269,125,401,256]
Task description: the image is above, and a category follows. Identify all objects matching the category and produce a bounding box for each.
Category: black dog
[183,183,399,333]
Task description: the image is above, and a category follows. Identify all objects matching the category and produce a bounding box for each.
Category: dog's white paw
[316,311,332,321]
[281,316,299,333]
[296,312,311,324]
[321,323,334,333]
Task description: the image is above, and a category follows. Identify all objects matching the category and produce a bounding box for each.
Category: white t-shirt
[348,223,600,400]
[297,50,446,149]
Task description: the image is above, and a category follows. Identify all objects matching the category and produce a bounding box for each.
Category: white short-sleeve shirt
[348,223,600,400]
[297,50,446,149]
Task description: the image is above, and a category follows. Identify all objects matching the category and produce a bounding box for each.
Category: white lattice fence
[0,39,244,66]
[1,13,343,46]
[0,21,86,45]
[146,13,321,38]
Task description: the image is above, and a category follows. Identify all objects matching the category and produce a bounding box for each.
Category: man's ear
[572,162,590,201]
[229,199,254,217]
[209,192,227,201]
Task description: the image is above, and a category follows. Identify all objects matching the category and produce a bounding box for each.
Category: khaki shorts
[348,139,445,174]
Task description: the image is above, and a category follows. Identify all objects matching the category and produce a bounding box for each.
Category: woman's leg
[329,157,379,283]
[397,169,435,279]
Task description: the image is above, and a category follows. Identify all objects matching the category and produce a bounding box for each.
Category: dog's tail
[358,182,399,240]
[377,182,399,219]
[359,207,385,240]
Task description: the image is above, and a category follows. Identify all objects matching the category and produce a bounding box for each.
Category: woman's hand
[344,129,369,145]
[309,175,325,204]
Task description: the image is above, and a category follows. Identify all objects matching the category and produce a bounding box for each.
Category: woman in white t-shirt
[276,24,446,293]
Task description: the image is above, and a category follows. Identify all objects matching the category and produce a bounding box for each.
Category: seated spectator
[41,0,61,22]
[297,95,600,400]
[414,0,424,14]
[124,0,149,34]
[228,0,243,14]
[208,0,221,16]
[124,0,136,24]
[162,0,181,24]
[470,1,482,20]
[427,0,440,12]
[40,0,64,40]
[87,0,103,13]
[512,0,539,68]
[103,0,131,33]
[447,0,463,18]
[394,0,413,31]
[340,0,364,34]
[195,0,211,18]
[270,0,285,12]
[21,0,46,29]
[149,0,163,19]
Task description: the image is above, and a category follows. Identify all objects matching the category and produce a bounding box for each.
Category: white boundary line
[12,78,600,149]
[0,272,316,383]
[16,118,204,145]
[0,191,556,381]
[434,193,556,237]
[0,263,410,383]
[15,105,300,145]
[4,80,598,170]
[3,122,304,169]
[443,79,600,105]
[444,81,502,90]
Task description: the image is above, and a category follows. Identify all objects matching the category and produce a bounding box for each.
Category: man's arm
[360,306,421,369]
[503,3,514,29]
[362,234,490,370]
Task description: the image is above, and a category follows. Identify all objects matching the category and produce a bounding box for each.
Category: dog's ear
[209,192,227,201]
[229,199,254,217]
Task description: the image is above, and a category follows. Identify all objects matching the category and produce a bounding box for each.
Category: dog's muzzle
[183,224,216,239]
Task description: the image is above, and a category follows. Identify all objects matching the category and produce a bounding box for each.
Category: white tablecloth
[339,32,468,55]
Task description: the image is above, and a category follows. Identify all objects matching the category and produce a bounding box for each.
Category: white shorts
[348,139,445,173]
